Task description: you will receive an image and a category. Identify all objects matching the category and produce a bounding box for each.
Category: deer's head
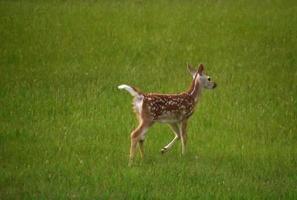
[187,64,217,89]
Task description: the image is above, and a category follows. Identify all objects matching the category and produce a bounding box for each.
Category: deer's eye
[207,77,211,81]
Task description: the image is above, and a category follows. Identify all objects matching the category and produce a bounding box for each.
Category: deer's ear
[187,64,196,77]
[198,64,204,75]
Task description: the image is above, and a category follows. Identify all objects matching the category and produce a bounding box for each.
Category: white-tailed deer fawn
[118,64,216,166]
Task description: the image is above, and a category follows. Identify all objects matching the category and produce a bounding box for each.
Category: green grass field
[1,0,296,199]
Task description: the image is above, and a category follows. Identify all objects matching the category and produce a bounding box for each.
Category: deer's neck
[187,75,202,101]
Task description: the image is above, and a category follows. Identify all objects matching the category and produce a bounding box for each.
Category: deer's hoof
[160,147,167,154]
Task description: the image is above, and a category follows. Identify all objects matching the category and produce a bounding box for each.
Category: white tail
[118,64,217,166]
[118,84,140,97]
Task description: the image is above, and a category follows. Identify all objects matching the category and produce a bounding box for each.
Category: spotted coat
[140,93,196,123]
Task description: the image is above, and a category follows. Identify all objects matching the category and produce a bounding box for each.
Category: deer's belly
[157,118,181,123]
[153,110,192,123]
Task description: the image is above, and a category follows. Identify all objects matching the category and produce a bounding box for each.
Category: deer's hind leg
[129,119,152,166]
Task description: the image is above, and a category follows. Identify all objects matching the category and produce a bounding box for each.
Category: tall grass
[1,0,296,199]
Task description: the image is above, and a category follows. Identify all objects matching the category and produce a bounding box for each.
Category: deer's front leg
[180,120,188,155]
[161,123,180,154]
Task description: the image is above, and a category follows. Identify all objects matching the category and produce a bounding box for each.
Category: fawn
[118,64,217,166]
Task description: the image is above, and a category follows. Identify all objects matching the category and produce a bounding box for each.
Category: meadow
[1,0,296,199]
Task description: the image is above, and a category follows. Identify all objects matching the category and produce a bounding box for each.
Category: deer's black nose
[213,83,217,89]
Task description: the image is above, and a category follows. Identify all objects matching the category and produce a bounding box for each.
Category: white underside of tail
[118,84,139,96]
[118,84,143,113]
